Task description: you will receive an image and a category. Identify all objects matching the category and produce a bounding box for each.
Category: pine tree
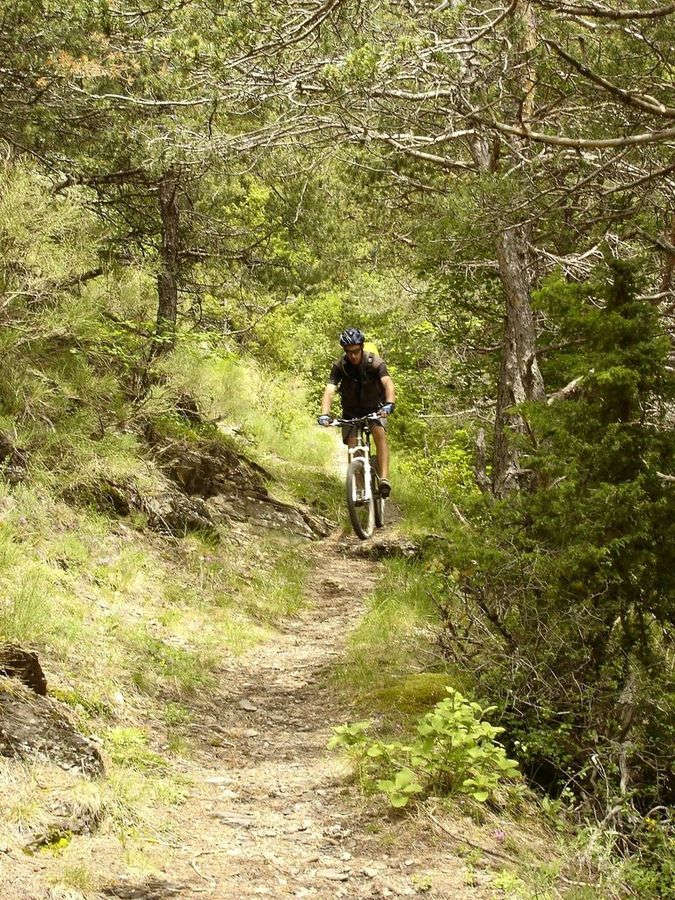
[450,262,673,810]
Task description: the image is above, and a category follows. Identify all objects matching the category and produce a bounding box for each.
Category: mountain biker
[317,327,396,498]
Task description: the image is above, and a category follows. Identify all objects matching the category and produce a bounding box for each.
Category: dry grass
[0,482,316,894]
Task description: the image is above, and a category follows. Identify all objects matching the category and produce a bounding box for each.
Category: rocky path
[133,529,482,900]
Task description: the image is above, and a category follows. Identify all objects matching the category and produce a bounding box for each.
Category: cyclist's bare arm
[380,375,395,413]
[320,383,337,416]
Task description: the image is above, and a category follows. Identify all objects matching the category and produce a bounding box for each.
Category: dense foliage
[433,263,673,791]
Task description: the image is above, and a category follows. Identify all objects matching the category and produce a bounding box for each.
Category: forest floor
[1,531,463,898]
[137,529,472,898]
[3,520,555,900]
[2,437,557,899]
[93,527,503,900]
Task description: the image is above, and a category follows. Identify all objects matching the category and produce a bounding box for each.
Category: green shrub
[622,816,675,899]
[329,687,519,808]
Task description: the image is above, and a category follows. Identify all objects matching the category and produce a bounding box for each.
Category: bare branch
[463,0,519,47]
[70,85,215,108]
[547,373,588,405]
[484,119,675,148]
[544,39,675,119]
[602,161,675,195]
[534,1,675,20]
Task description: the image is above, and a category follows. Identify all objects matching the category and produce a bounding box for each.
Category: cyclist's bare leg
[372,426,389,481]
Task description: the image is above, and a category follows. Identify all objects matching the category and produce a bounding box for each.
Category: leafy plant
[375,767,424,808]
[329,687,519,808]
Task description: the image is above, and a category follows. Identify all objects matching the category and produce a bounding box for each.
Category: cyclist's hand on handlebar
[379,402,395,416]
[317,414,333,427]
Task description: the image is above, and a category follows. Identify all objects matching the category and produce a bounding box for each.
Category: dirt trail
[143,529,482,900]
[3,524,493,899]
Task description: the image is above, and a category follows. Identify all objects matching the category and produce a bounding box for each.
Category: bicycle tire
[371,467,384,528]
[346,458,374,539]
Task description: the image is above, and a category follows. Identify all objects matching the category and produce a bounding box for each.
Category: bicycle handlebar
[329,413,382,427]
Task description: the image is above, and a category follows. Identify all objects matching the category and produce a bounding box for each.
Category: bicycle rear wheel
[346,459,374,539]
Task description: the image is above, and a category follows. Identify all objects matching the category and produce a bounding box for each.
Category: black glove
[379,402,395,416]
[317,414,332,426]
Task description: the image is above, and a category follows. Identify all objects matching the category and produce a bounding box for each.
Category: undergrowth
[329,687,520,808]
[332,557,460,729]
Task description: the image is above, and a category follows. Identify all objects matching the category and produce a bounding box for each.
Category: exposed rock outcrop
[156,436,332,537]
[206,492,331,539]
[64,433,333,539]
[62,476,219,538]
[0,677,104,777]
[344,533,450,560]
[155,435,270,500]
[0,644,47,695]
[344,535,421,560]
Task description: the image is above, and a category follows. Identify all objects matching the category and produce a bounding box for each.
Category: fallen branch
[426,811,526,867]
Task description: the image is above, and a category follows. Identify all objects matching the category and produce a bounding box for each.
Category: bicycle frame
[334,414,379,505]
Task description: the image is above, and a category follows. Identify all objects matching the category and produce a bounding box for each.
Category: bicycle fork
[348,445,372,504]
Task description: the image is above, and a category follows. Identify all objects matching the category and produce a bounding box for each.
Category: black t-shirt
[329,353,389,415]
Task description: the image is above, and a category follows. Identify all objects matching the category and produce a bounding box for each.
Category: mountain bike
[332,413,385,540]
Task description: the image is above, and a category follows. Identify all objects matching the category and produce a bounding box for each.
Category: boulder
[343,535,421,560]
[0,678,104,777]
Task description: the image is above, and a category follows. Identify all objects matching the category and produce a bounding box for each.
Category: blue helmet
[339,327,365,348]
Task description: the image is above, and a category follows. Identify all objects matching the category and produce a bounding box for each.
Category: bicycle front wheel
[346,459,374,539]
[373,475,385,528]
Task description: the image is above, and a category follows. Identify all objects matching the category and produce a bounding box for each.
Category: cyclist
[317,327,396,498]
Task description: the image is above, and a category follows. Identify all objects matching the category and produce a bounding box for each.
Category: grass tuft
[334,558,445,704]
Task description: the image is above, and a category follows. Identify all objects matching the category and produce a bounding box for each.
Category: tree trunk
[460,2,545,497]
[154,169,180,354]
[492,226,545,497]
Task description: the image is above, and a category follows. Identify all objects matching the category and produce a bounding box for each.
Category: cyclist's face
[345,344,363,363]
